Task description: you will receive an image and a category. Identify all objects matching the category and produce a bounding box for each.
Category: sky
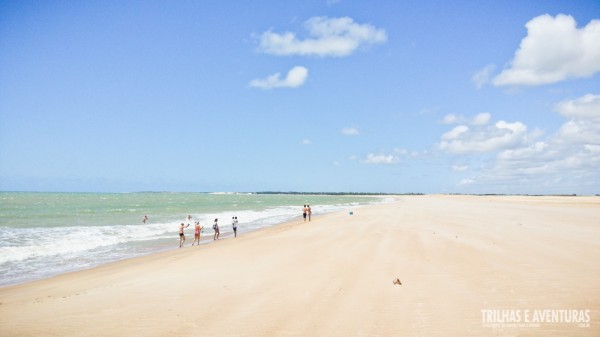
[1,0,599,194]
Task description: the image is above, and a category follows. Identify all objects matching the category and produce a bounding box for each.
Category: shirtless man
[303,205,307,222]
[179,223,190,248]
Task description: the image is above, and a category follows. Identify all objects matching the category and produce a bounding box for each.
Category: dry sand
[1,195,599,336]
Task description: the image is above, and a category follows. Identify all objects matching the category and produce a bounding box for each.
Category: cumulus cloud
[257,16,387,57]
[553,94,600,145]
[361,153,399,165]
[472,112,491,125]
[442,125,469,142]
[439,118,528,154]
[453,94,600,194]
[452,165,469,172]
[493,14,600,86]
[458,178,475,186]
[441,114,459,125]
[341,127,359,136]
[441,113,491,126]
[554,93,600,121]
[249,66,308,89]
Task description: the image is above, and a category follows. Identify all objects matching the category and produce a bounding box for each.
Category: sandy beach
[1,195,599,336]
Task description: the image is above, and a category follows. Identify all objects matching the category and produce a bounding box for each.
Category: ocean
[0,192,386,287]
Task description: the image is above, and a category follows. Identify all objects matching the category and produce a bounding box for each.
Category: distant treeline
[256,192,597,196]
[255,191,424,196]
[448,193,586,197]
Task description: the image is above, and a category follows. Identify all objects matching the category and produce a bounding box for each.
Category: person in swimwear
[179,223,190,248]
[232,216,238,238]
[303,205,307,222]
[143,215,148,223]
[213,218,220,240]
[191,221,204,246]
[307,205,312,221]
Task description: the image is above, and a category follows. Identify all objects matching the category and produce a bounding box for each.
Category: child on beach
[213,218,220,240]
[179,223,190,248]
[191,221,203,246]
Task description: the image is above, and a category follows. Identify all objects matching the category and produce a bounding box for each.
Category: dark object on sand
[393,278,402,286]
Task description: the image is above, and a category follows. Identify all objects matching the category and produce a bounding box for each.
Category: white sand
[1,195,599,336]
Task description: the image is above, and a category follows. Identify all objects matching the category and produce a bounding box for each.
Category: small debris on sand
[393,278,402,286]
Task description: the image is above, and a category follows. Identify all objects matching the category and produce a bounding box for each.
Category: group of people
[178,216,239,248]
[146,203,312,249]
[303,205,312,222]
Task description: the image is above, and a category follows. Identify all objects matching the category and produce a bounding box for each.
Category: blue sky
[1,0,599,194]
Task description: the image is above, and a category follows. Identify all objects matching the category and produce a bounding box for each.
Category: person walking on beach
[213,218,220,240]
[307,205,312,221]
[191,221,203,246]
[179,223,190,248]
[303,205,308,222]
[232,216,238,238]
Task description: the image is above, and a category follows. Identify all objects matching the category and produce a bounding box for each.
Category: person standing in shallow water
[232,216,238,238]
[179,223,189,248]
[213,218,220,240]
[191,221,203,246]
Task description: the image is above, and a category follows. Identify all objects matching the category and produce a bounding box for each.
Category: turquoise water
[0,192,385,286]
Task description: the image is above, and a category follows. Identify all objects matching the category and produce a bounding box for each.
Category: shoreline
[0,194,382,288]
[0,201,360,289]
[1,195,598,336]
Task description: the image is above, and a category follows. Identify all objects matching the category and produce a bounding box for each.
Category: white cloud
[441,125,469,141]
[439,118,528,154]
[442,114,459,124]
[472,112,491,125]
[472,64,496,89]
[341,127,359,136]
[257,16,387,57]
[441,113,490,126]
[554,93,600,121]
[553,94,600,145]
[493,14,600,86]
[250,66,308,89]
[452,165,469,172]
[458,179,475,186]
[301,139,312,145]
[453,94,600,194]
[361,153,399,165]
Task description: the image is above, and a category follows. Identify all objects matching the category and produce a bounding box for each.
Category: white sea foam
[0,194,384,286]
[0,223,174,264]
